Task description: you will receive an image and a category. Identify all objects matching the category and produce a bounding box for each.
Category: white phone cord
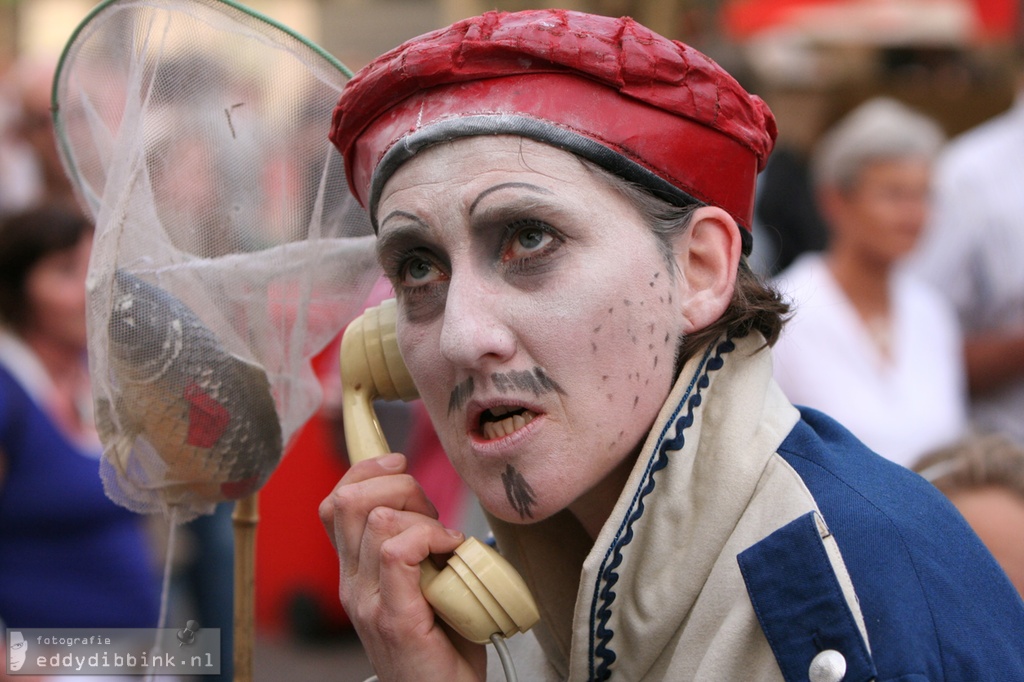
[363,633,519,682]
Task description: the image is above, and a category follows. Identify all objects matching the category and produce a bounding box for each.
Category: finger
[341,451,407,484]
[319,452,415,550]
[322,471,441,559]
[318,452,407,543]
[342,521,484,682]
[357,506,464,590]
[374,521,468,636]
[317,450,401,548]
[319,464,440,560]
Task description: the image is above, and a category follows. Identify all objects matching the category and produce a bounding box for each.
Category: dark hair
[583,160,790,365]
[0,203,93,331]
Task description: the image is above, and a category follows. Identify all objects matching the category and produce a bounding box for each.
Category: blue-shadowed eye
[400,254,445,287]
[505,222,555,262]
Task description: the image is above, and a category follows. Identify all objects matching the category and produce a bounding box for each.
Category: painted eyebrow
[379,209,428,232]
[376,182,557,258]
[376,210,433,261]
[469,182,554,215]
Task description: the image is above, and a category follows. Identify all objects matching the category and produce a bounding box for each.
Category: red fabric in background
[721,0,1019,42]
[254,343,352,633]
[971,0,1020,38]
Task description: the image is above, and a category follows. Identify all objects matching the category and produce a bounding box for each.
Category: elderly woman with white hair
[771,97,968,468]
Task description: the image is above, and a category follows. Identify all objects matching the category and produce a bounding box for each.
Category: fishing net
[53,0,380,523]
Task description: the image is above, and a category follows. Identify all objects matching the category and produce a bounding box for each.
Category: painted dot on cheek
[592,341,598,353]
[633,395,639,409]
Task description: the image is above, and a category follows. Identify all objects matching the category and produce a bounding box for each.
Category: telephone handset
[340,298,540,644]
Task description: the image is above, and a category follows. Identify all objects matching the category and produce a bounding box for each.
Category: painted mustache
[447,367,566,415]
[492,367,565,397]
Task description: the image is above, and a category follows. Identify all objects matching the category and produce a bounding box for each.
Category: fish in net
[53,0,381,523]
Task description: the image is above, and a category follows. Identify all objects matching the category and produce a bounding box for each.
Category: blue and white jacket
[487,334,1024,681]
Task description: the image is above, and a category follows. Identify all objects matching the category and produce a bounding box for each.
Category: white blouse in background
[771,253,968,468]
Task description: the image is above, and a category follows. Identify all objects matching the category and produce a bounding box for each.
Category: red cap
[330,9,776,236]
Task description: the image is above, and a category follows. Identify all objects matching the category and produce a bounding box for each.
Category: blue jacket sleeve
[776,409,1024,681]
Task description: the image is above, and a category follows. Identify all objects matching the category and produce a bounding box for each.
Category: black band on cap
[367,115,752,255]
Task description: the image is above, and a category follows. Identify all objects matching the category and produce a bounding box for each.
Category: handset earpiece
[340,298,540,644]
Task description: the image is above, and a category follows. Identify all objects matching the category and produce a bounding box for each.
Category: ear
[672,206,742,334]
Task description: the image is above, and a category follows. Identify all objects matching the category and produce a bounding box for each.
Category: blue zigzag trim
[588,337,735,681]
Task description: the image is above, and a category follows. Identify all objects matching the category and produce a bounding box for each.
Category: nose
[439,274,516,369]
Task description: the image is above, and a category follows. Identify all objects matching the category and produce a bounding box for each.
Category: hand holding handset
[340,298,540,644]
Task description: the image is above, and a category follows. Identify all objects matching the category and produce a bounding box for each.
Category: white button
[808,649,847,682]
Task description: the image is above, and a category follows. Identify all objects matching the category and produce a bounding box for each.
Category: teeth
[481,410,535,440]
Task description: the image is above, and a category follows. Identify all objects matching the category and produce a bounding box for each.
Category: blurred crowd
[752,46,1024,595]
[0,56,76,215]
[0,55,230,682]
[2,20,1024,679]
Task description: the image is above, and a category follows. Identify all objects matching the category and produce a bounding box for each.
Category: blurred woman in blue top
[0,203,159,628]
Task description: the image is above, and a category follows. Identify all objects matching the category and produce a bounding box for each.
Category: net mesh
[53,0,380,522]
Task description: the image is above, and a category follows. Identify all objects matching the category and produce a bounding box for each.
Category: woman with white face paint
[319,10,1024,682]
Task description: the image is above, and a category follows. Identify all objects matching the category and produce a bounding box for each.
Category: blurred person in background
[771,97,967,468]
[909,48,1024,449]
[914,433,1024,597]
[751,145,829,276]
[0,56,78,214]
[0,61,40,217]
[0,204,160,629]
[750,88,832,277]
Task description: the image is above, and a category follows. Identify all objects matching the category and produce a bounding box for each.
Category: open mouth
[479,405,537,440]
